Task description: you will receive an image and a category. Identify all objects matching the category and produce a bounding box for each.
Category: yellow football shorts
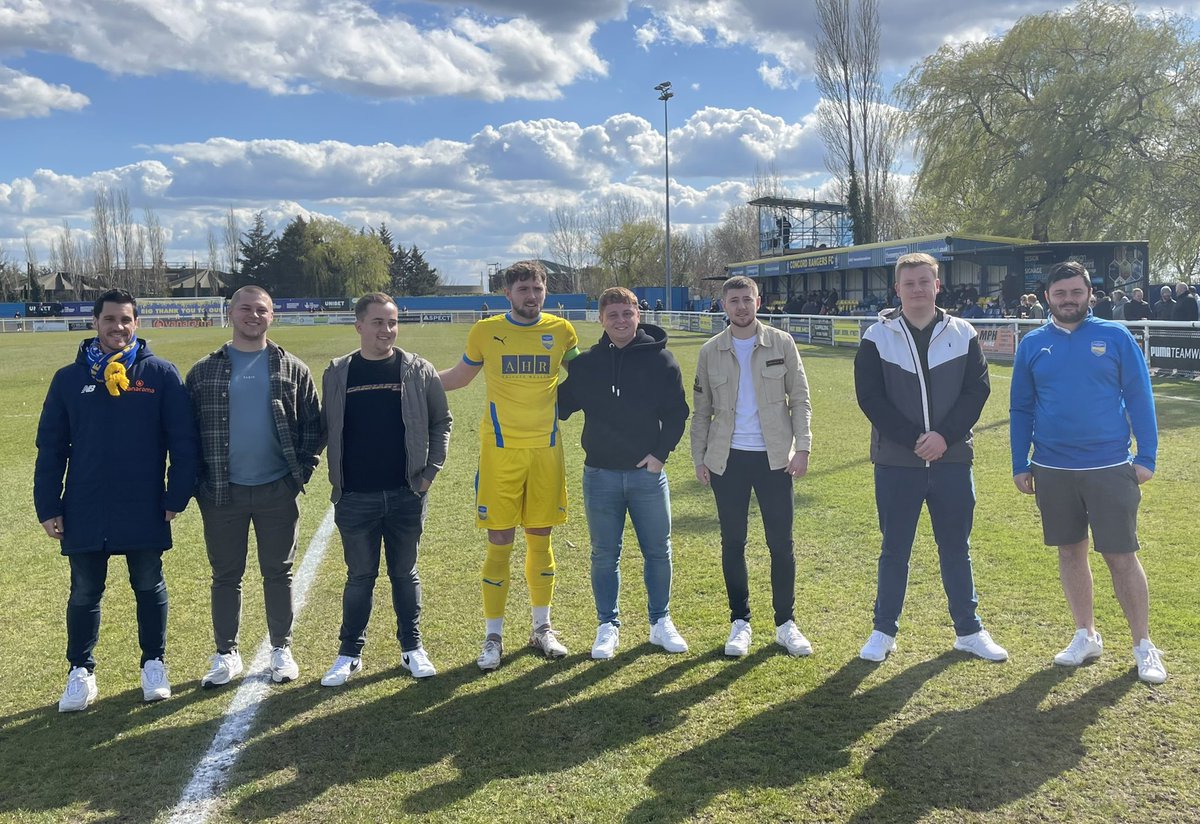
[475,442,567,530]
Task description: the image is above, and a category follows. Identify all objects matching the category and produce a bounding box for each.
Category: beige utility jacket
[690,321,812,475]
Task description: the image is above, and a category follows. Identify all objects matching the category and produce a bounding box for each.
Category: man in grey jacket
[854,253,1007,664]
[692,275,814,659]
[319,293,452,686]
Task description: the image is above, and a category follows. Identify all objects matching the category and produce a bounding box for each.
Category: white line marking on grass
[166,504,336,824]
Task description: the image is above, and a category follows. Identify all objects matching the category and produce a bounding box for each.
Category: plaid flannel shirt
[186,340,323,506]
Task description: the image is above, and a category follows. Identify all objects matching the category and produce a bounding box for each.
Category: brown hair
[894,252,939,279]
[354,292,396,320]
[598,286,638,311]
[505,260,547,287]
[721,275,759,295]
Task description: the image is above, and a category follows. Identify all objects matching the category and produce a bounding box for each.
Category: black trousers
[709,449,795,626]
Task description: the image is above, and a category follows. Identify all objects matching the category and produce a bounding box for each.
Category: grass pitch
[0,321,1196,823]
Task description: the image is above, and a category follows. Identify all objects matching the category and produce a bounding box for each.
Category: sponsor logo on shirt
[501,355,552,376]
[126,379,157,394]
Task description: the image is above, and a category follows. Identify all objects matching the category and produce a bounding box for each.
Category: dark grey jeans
[334,487,427,656]
[198,476,299,652]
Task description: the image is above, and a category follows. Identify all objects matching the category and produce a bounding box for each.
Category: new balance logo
[81,384,96,394]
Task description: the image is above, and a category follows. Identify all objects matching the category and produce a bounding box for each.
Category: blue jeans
[66,550,167,670]
[873,463,982,637]
[583,466,673,626]
[333,487,427,656]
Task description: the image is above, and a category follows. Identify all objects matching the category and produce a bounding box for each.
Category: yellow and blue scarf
[86,335,141,396]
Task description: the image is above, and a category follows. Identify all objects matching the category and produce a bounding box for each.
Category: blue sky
[2,1,1186,285]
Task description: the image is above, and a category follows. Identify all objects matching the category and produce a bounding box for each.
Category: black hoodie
[558,323,689,470]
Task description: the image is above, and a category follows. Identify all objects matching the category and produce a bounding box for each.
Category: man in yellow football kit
[439,260,579,670]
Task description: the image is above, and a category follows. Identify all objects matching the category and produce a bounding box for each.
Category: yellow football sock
[481,542,513,620]
[525,532,556,608]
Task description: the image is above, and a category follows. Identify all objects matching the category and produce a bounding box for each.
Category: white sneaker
[401,647,437,678]
[1054,628,1103,666]
[775,620,813,657]
[141,659,171,701]
[58,666,97,712]
[1133,639,1167,684]
[477,634,503,671]
[530,624,568,658]
[269,646,299,683]
[591,622,620,660]
[201,650,244,688]
[859,630,896,662]
[320,655,362,687]
[953,629,1008,662]
[725,619,752,657]
[649,616,688,653]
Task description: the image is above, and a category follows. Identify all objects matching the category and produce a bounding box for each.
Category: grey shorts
[1031,463,1141,553]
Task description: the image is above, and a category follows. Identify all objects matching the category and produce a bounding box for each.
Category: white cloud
[0,105,835,282]
[4,0,609,102]
[0,65,89,118]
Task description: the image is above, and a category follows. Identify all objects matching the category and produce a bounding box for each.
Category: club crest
[1090,340,1107,356]
[541,334,554,350]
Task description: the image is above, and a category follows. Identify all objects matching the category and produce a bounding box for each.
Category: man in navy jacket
[35,289,199,711]
[558,287,690,659]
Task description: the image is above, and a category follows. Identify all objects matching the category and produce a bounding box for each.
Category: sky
[1,0,1194,286]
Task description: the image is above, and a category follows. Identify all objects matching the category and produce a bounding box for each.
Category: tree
[547,204,592,292]
[272,216,315,297]
[238,211,277,292]
[223,207,240,279]
[397,245,440,295]
[596,219,662,289]
[389,245,409,295]
[899,0,1198,246]
[814,0,897,244]
[298,219,391,297]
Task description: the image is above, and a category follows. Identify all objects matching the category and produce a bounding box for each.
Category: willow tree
[899,0,1199,245]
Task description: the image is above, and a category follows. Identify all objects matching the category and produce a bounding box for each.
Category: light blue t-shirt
[227,347,289,486]
[730,335,766,451]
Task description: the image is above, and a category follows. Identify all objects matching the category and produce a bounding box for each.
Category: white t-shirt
[730,335,766,451]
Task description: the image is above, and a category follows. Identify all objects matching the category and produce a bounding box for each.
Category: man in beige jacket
[692,275,813,658]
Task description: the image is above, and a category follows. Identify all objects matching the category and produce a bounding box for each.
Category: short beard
[512,303,540,320]
[1050,304,1087,324]
[728,314,756,328]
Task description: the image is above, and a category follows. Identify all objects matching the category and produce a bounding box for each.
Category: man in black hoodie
[558,287,690,660]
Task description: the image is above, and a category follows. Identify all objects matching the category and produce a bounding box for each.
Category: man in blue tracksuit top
[1010,260,1165,684]
[854,252,1007,664]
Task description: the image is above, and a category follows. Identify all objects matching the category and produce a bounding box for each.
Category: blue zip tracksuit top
[1010,314,1157,475]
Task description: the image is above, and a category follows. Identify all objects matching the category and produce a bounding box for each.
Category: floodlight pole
[655,81,674,312]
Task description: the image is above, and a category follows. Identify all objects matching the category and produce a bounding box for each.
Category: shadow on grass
[0,678,239,822]
[848,668,1138,823]
[625,653,957,823]
[226,645,772,820]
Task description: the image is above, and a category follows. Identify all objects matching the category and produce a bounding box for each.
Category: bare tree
[115,187,137,290]
[815,0,897,243]
[223,207,240,279]
[546,204,592,291]
[144,207,166,289]
[207,227,220,298]
[91,188,114,286]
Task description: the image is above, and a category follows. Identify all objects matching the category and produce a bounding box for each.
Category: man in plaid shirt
[187,285,322,688]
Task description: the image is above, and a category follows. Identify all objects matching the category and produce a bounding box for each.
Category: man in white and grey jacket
[692,275,813,659]
[318,292,452,686]
[854,252,1007,664]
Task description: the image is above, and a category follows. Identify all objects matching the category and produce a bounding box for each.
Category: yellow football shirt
[463,312,579,448]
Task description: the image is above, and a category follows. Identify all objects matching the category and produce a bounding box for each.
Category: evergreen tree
[272,216,316,297]
[390,245,410,295]
[238,212,276,292]
[402,245,440,295]
[376,222,395,259]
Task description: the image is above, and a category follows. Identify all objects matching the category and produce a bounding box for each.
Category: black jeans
[709,449,795,626]
[334,487,427,656]
[67,550,167,670]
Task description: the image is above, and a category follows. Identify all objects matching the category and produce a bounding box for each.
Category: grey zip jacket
[322,347,452,502]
